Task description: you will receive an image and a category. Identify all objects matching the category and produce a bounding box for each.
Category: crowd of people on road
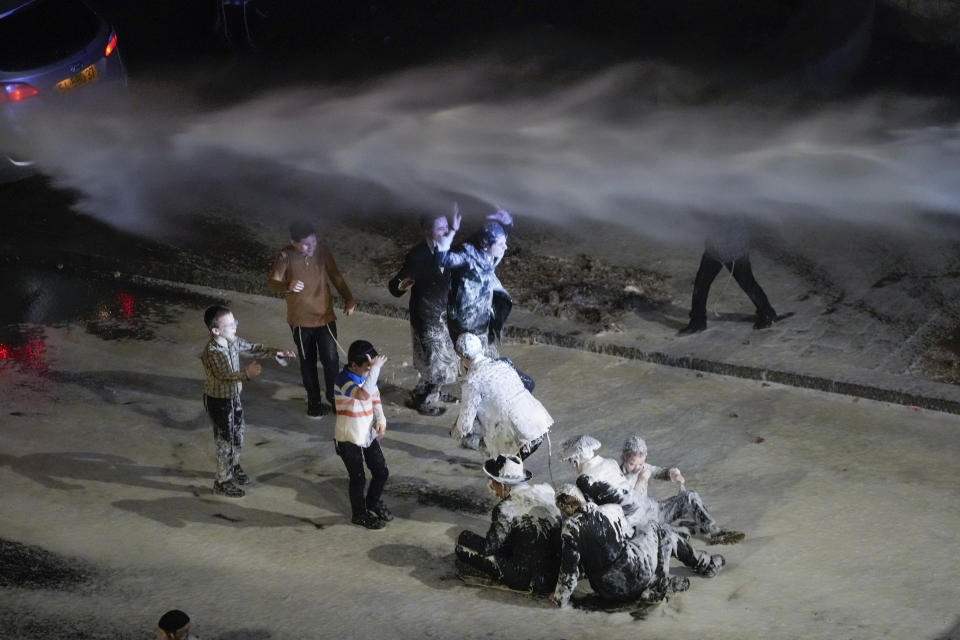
[196,204,750,611]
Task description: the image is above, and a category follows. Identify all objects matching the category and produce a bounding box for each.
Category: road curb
[5,257,959,416]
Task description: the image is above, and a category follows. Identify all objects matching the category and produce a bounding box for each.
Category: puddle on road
[0,266,225,371]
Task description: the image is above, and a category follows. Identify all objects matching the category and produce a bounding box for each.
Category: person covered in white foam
[620,435,743,544]
[451,332,551,460]
[560,435,649,526]
[549,483,725,608]
[455,455,562,595]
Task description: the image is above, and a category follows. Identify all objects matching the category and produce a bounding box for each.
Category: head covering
[555,483,586,508]
[622,435,647,457]
[347,340,378,366]
[289,220,316,242]
[560,435,601,463]
[483,455,532,485]
[158,610,190,633]
[455,332,483,360]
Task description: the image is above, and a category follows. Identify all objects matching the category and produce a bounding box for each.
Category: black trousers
[455,530,502,579]
[335,439,389,518]
[203,394,243,483]
[410,380,442,406]
[292,323,339,407]
[455,530,556,594]
[689,253,774,322]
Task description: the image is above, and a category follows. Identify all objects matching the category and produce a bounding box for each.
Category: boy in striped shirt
[334,339,392,529]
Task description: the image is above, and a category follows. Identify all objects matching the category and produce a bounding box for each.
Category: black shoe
[232,465,248,485]
[352,512,386,529]
[213,480,245,498]
[368,501,394,522]
[700,554,725,578]
[678,319,707,336]
[307,403,326,419]
[405,397,446,416]
[707,529,745,545]
[667,576,691,593]
[417,403,446,416]
[753,309,777,330]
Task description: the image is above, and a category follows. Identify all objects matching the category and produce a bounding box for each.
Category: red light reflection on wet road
[118,292,135,318]
[0,338,48,372]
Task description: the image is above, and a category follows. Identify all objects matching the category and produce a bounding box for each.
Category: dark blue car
[0,0,126,178]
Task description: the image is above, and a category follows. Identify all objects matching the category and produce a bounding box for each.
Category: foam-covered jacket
[436,237,512,340]
[476,482,562,593]
[621,461,681,522]
[453,355,552,458]
[576,455,647,525]
[554,502,665,606]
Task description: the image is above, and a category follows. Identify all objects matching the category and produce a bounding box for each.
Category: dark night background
[84,0,960,98]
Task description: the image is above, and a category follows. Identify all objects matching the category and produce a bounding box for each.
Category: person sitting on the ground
[549,484,725,608]
[452,333,551,459]
[560,434,646,526]
[388,207,460,416]
[435,206,514,357]
[620,435,744,544]
[155,609,197,640]
[455,455,562,595]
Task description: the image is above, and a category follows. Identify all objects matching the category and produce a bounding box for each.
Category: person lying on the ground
[388,207,460,416]
[560,435,646,526]
[455,455,562,595]
[451,332,552,459]
[434,205,514,357]
[620,435,744,544]
[549,484,725,608]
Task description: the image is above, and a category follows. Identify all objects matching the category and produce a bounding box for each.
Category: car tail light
[105,32,118,57]
[0,83,39,103]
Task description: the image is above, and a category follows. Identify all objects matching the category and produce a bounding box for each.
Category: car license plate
[55,64,99,95]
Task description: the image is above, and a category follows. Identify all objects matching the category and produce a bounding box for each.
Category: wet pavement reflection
[0,266,225,372]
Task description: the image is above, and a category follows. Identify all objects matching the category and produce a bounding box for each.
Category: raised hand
[486,207,512,227]
[367,353,388,370]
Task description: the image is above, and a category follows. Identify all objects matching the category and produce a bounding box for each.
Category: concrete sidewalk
[314,215,960,416]
[4,196,960,415]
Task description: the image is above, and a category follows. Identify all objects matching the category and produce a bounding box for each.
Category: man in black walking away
[679,213,777,335]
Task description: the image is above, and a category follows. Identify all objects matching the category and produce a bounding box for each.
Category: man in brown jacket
[268,220,356,418]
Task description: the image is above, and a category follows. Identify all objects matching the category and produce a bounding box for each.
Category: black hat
[347,340,378,365]
[158,610,190,633]
[483,455,532,485]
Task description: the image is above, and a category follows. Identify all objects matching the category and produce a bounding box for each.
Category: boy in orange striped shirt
[333,340,392,529]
